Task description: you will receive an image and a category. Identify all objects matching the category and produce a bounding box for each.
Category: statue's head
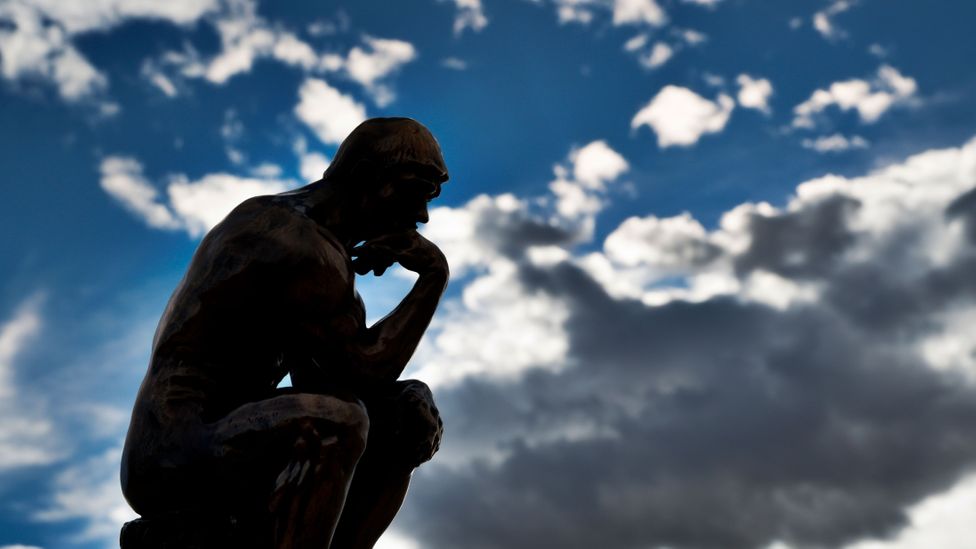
[324,117,448,186]
[324,117,449,236]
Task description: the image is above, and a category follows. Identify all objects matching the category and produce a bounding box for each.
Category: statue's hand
[352,230,448,277]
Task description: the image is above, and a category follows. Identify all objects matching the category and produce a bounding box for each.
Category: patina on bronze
[121,118,447,549]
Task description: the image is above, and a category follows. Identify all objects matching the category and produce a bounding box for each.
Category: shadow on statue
[120,118,448,549]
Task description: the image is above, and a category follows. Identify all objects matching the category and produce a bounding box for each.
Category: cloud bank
[392,136,976,549]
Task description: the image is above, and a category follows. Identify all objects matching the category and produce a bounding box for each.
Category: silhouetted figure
[121,118,448,549]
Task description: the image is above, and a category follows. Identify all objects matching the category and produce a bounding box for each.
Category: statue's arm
[344,230,449,384]
[289,230,448,389]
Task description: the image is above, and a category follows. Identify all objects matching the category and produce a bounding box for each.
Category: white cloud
[736,73,773,113]
[843,473,976,549]
[1,0,419,109]
[100,157,181,231]
[548,0,666,28]
[141,61,178,97]
[450,0,489,35]
[295,78,368,145]
[702,72,726,87]
[34,447,137,543]
[49,46,109,101]
[792,65,918,128]
[423,194,516,275]
[248,163,283,179]
[812,11,833,38]
[25,0,217,33]
[549,140,630,234]
[272,32,319,68]
[169,174,291,237]
[632,86,735,147]
[624,33,649,52]
[0,295,59,470]
[918,307,976,383]
[580,209,742,306]
[549,175,605,225]
[0,296,42,397]
[299,152,330,182]
[293,136,331,182]
[802,134,869,153]
[682,0,722,5]
[813,0,855,40]
[99,156,294,237]
[878,64,919,97]
[678,28,707,45]
[555,0,596,25]
[144,0,322,87]
[0,0,219,101]
[624,29,698,69]
[0,3,106,101]
[220,108,244,141]
[135,1,414,110]
[411,258,572,388]
[570,140,629,189]
[613,0,667,26]
[560,8,592,24]
[202,0,317,84]
[343,36,417,106]
[604,213,715,270]
[375,529,422,549]
[307,16,346,37]
[441,57,468,70]
[640,42,673,69]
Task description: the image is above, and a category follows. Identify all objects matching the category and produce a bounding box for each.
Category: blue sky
[2,1,976,548]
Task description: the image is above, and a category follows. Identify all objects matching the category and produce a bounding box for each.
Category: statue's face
[360,167,441,236]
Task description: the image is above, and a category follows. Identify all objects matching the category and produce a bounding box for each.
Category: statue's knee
[290,395,369,459]
[396,380,440,426]
[396,379,434,401]
[391,380,443,467]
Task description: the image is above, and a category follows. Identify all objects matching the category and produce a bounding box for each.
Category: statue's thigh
[201,394,370,508]
[214,392,370,462]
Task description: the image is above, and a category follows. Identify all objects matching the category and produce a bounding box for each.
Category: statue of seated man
[121,118,448,549]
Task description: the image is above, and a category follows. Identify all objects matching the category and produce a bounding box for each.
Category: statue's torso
[134,195,364,426]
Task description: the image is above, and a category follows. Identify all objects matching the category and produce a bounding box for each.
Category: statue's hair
[322,117,449,185]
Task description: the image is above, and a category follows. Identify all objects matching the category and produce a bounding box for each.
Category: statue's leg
[330,380,443,549]
[211,393,370,549]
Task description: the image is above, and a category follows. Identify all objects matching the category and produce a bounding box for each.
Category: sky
[1,0,976,547]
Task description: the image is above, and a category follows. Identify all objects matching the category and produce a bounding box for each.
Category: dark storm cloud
[735,195,862,279]
[947,185,976,242]
[397,169,976,548]
[485,214,579,259]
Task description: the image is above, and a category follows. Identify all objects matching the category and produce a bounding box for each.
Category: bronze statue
[120,118,447,548]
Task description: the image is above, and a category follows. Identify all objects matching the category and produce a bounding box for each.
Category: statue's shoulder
[207,195,345,272]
